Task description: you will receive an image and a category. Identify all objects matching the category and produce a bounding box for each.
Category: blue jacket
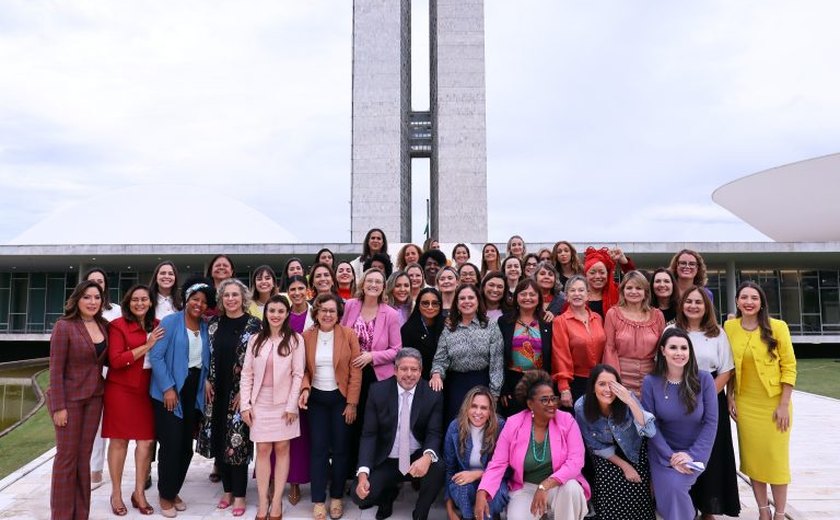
[148,311,210,419]
[573,394,655,464]
[443,416,506,480]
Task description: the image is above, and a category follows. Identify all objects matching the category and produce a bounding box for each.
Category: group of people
[47,231,797,520]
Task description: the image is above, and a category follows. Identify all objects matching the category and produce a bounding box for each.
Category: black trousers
[351,451,445,520]
[154,368,200,501]
[308,388,350,502]
[216,458,248,497]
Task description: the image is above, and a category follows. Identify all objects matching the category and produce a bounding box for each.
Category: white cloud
[1,1,838,245]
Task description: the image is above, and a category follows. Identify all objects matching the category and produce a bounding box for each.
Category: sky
[1,1,839,245]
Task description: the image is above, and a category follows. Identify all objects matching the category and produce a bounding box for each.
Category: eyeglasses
[419,300,441,308]
[318,309,337,315]
[678,261,698,268]
[365,280,384,286]
[537,395,561,405]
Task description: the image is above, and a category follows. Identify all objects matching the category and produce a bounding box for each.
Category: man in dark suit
[352,347,445,520]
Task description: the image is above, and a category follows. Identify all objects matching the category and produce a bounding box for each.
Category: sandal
[774,512,787,519]
[328,498,343,519]
[217,498,231,510]
[313,502,327,520]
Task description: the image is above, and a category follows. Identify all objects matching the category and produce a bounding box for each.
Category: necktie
[398,390,411,474]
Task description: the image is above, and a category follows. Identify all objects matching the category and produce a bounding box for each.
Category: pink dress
[247,341,304,443]
[602,307,665,396]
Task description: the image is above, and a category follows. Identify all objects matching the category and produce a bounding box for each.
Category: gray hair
[395,347,423,369]
[217,278,252,316]
[564,274,588,294]
[532,260,561,293]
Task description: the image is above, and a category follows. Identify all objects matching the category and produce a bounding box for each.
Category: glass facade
[1,268,839,338]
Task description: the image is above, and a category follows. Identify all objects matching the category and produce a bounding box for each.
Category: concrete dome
[8,185,297,245]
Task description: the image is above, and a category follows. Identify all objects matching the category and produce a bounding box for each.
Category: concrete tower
[351,0,487,243]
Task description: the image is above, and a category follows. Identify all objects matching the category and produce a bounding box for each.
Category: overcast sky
[2,1,839,245]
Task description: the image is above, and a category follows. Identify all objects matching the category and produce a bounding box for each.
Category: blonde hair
[617,270,651,311]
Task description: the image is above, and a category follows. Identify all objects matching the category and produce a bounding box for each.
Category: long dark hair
[675,285,720,338]
[252,294,298,357]
[406,287,444,333]
[583,364,627,423]
[84,267,114,310]
[62,280,106,325]
[249,265,279,304]
[447,284,488,331]
[506,279,544,325]
[552,240,582,275]
[281,258,305,292]
[307,262,338,296]
[120,284,157,332]
[653,328,700,413]
[651,267,679,312]
[148,261,183,311]
[735,281,778,357]
[362,228,388,261]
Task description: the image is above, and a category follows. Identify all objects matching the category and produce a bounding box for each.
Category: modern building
[351,0,488,244]
[1,241,839,354]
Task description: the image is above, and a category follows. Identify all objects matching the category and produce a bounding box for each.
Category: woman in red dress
[103,285,165,515]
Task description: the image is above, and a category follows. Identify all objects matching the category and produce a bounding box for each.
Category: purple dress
[286,310,311,484]
[641,371,717,520]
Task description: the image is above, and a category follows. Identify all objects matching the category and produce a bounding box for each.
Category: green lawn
[795,358,840,400]
[0,370,55,480]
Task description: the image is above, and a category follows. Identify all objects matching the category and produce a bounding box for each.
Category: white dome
[8,184,298,245]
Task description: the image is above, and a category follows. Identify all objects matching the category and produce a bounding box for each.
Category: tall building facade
[351,0,488,243]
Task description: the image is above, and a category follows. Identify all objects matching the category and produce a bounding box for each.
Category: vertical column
[727,260,737,317]
[430,0,488,243]
[351,0,412,242]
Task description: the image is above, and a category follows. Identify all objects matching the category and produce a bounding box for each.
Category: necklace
[664,378,681,399]
[530,424,548,463]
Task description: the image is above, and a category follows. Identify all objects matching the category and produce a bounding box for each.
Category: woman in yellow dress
[724,281,796,520]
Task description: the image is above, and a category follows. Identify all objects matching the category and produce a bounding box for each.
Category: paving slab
[1,390,836,519]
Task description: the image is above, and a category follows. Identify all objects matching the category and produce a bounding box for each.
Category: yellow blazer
[724,317,796,397]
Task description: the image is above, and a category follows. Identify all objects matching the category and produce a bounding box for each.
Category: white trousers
[90,366,107,474]
[507,480,587,520]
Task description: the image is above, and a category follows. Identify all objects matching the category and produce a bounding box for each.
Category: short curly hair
[514,369,554,406]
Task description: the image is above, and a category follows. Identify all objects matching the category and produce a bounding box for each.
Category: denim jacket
[573,394,656,464]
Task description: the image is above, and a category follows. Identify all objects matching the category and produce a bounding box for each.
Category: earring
[530,410,535,418]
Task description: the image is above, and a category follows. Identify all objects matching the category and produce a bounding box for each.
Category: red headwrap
[583,247,619,315]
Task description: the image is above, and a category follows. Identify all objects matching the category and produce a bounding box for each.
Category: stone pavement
[0,390,836,519]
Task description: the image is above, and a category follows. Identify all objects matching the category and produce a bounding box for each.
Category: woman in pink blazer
[476,370,591,520]
[340,267,402,477]
[240,295,305,520]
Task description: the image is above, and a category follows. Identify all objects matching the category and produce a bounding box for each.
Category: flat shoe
[233,507,246,517]
[174,497,187,511]
[209,471,222,483]
[287,484,301,506]
[329,498,343,519]
[159,506,177,518]
[218,499,232,509]
[313,503,327,520]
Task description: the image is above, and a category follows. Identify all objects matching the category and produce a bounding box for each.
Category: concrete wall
[351,0,412,242]
[430,0,488,243]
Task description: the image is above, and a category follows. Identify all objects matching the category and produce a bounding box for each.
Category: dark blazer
[497,316,553,400]
[358,376,444,470]
[400,314,444,381]
[48,318,108,413]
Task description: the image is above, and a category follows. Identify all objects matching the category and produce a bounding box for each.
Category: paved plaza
[0,390,835,519]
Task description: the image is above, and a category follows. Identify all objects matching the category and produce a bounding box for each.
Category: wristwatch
[538,483,547,492]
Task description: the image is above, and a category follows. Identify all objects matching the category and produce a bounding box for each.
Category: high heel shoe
[287,483,301,506]
[131,492,154,515]
[110,496,128,516]
[268,502,283,520]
